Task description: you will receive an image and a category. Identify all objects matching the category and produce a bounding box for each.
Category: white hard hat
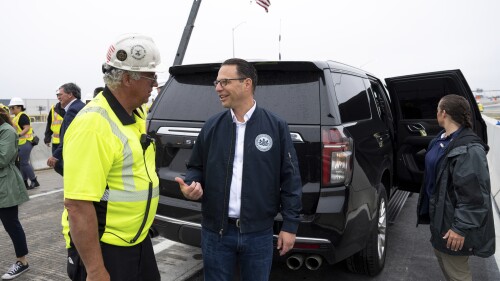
[105,34,165,73]
[9,97,25,107]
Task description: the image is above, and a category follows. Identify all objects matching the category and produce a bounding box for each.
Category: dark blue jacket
[185,106,302,235]
[53,99,85,175]
[417,128,495,257]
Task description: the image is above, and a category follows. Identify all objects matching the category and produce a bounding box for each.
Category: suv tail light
[321,128,353,187]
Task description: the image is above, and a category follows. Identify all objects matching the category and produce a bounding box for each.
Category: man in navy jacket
[47,83,85,176]
[175,58,302,281]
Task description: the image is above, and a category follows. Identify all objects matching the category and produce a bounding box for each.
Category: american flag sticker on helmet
[106,45,115,62]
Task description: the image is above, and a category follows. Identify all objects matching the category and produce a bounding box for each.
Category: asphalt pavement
[188,192,500,281]
[0,169,202,281]
[1,169,499,280]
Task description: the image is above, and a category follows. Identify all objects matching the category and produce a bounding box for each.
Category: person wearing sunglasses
[61,34,163,281]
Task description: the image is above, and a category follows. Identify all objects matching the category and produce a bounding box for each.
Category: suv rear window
[332,73,371,123]
[154,71,321,124]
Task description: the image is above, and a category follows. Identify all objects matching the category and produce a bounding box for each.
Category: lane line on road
[154,239,177,254]
[29,187,179,256]
[29,188,64,199]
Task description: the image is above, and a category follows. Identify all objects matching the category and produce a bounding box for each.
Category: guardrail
[483,116,500,209]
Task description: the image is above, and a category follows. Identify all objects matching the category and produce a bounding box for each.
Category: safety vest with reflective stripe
[62,94,159,248]
[12,112,33,145]
[49,105,63,144]
[0,103,9,113]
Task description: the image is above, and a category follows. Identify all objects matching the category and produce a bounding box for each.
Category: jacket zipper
[220,122,236,237]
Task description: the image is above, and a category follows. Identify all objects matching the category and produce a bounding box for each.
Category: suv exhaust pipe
[286,254,304,270]
[305,255,322,270]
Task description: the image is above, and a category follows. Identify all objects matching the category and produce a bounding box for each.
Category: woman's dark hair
[439,94,472,128]
[221,58,258,92]
[0,109,14,126]
[10,105,26,111]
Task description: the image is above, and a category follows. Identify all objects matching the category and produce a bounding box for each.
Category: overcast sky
[1,0,499,100]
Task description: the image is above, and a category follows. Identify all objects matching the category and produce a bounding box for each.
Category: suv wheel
[346,187,387,276]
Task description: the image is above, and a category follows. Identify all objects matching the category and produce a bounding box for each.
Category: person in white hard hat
[8,97,39,190]
[62,34,164,281]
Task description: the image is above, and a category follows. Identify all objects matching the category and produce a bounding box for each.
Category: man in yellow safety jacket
[62,34,164,281]
[44,102,65,153]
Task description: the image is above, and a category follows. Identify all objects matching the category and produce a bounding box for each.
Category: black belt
[228,217,240,228]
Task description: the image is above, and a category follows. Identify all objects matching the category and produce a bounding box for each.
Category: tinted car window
[393,78,458,120]
[256,71,320,124]
[332,73,371,123]
[154,72,221,122]
[155,71,321,124]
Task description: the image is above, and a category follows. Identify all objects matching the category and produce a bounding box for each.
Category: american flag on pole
[256,0,271,13]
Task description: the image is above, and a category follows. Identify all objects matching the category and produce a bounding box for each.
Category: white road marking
[29,188,178,255]
[29,188,64,199]
[154,239,177,254]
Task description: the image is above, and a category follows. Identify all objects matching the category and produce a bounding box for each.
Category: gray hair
[102,65,141,90]
[59,83,81,99]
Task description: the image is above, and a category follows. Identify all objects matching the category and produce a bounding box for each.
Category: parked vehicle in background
[146,61,486,276]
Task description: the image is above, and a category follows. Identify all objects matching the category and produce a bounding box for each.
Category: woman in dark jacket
[0,109,31,279]
[417,94,495,281]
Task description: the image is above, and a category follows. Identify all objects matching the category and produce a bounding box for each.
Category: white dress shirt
[228,101,256,218]
[64,98,77,111]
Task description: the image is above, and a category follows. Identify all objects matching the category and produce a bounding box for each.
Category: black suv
[147,61,486,276]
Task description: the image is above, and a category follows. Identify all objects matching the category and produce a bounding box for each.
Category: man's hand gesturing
[175,177,203,200]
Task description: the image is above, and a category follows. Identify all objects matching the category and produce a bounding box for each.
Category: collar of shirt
[230,100,256,124]
[63,99,77,111]
[102,86,139,125]
[439,127,462,141]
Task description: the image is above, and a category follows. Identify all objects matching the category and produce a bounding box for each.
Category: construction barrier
[483,116,500,209]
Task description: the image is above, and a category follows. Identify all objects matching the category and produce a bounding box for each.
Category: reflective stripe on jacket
[12,112,33,145]
[62,87,158,248]
[50,105,63,144]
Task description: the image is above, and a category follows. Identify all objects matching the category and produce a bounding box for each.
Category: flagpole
[232,21,246,58]
[279,18,282,61]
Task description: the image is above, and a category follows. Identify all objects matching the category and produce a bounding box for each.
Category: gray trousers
[18,142,36,181]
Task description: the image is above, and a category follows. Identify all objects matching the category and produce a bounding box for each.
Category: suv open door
[386,70,487,192]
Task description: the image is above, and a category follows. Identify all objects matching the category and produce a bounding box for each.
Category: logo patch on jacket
[255,134,273,152]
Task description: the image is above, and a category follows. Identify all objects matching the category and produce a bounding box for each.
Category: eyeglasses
[140,74,158,83]
[56,93,62,97]
[213,78,246,87]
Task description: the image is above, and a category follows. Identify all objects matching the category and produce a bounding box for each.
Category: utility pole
[173,0,202,66]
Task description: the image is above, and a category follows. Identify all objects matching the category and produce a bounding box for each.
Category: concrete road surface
[1,169,499,280]
[0,169,202,281]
